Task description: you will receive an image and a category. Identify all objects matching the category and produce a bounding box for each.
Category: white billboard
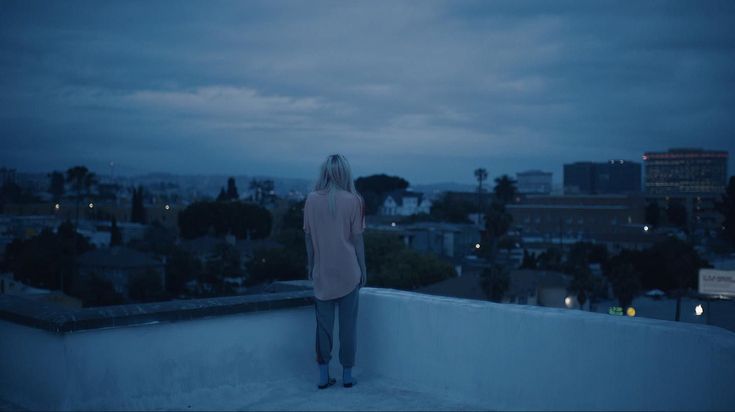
[699,269,735,297]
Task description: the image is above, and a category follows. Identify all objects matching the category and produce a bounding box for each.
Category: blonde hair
[314,154,363,217]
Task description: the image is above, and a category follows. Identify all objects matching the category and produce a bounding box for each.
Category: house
[76,246,165,299]
[379,190,431,216]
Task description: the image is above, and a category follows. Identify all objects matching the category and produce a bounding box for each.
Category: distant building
[506,194,658,252]
[76,246,165,299]
[379,190,432,216]
[516,170,552,195]
[643,148,728,195]
[564,160,641,195]
[370,221,481,265]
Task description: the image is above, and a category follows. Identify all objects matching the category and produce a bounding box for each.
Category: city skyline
[2,1,735,185]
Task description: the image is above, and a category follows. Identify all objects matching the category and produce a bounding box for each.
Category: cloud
[1,0,734,183]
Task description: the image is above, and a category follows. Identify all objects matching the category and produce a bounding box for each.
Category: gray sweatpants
[314,284,360,367]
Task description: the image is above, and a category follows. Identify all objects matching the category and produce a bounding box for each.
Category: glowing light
[475,243,481,249]
[54,203,60,210]
[626,307,636,317]
[391,222,396,227]
[643,225,649,232]
[164,204,171,210]
[88,202,94,209]
[695,304,704,316]
[564,297,573,308]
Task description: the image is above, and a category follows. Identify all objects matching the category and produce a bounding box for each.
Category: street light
[88,202,94,209]
[695,304,704,316]
[391,222,396,227]
[475,243,481,249]
[164,204,171,211]
[643,225,649,232]
[54,203,60,210]
[564,296,573,308]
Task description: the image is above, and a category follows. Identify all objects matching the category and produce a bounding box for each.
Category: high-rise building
[643,148,728,195]
[516,170,552,194]
[563,161,641,195]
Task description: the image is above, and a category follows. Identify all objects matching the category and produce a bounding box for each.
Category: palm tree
[493,175,518,205]
[474,168,488,213]
[63,166,97,294]
[65,166,98,229]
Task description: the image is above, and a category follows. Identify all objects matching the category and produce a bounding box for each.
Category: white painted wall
[1,288,734,410]
[357,288,735,411]
[0,308,316,410]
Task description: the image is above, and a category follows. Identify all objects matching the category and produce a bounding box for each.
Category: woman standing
[303,154,367,389]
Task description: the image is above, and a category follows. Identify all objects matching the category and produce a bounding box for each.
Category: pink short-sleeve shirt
[303,189,365,300]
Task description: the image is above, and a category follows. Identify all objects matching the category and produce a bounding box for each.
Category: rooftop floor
[151,372,481,411]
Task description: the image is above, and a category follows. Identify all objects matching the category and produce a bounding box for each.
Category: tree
[362,231,456,290]
[245,246,306,286]
[177,200,272,240]
[480,201,513,260]
[537,247,564,271]
[371,248,456,290]
[3,221,94,294]
[128,221,177,256]
[165,247,202,296]
[568,264,593,310]
[226,177,239,200]
[520,249,538,269]
[355,174,410,215]
[630,237,706,321]
[216,187,228,202]
[47,171,65,203]
[666,199,687,230]
[607,260,641,309]
[65,166,97,228]
[110,217,122,246]
[76,272,126,307]
[129,268,166,303]
[645,201,661,228]
[202,243,242,293]
[480,264,510,302]
[130,185,147,224]
[493,175,518,205]
[429,192,474,223]
[715,176,735,248]
[474,168,488,212]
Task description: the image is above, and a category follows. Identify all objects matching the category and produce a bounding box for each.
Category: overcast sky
[1,0,734,185]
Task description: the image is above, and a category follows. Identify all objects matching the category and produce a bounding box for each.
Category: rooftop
[1,286,734,411]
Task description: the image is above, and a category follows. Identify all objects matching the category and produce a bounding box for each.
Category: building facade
[516,170,552,195]
[379,190,432,216]
[506,194,654,252]
[564,160,641,195]
[643,148,728,195]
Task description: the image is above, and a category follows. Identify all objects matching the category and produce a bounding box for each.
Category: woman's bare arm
[305,233,314,281]
[352,233,367,287]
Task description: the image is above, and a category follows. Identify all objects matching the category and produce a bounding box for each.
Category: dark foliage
[177,200,272,239]
[715,176,735,248]
[355,174,409,215]
[3,220,94,293]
